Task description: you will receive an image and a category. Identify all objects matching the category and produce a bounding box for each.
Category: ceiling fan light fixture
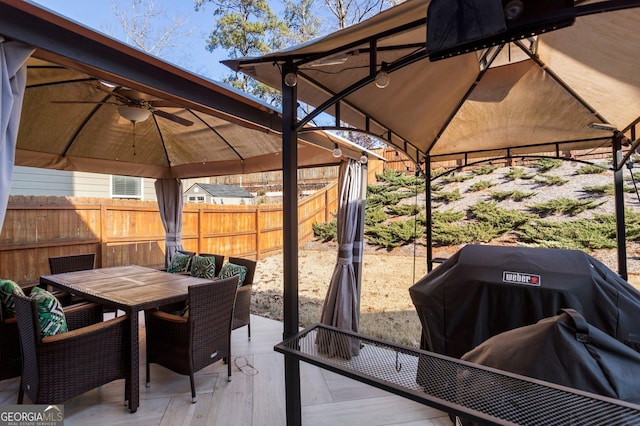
[118,105,150,123]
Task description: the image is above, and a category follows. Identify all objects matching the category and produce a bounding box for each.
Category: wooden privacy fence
[0,182,338,285]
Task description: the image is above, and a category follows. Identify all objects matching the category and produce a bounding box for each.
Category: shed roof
[187,183,254,199]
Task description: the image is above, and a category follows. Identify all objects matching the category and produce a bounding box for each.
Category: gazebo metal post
[426,156,434,272]
[354,162,367,315]
[282,64,302,426]
[613,132,628,279]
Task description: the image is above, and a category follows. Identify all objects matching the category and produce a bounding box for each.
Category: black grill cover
[409,244,640,359]
[461,309,640,404]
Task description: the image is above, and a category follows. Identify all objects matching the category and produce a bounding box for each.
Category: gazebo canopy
[225,0,640,165]
[0,0,374,180]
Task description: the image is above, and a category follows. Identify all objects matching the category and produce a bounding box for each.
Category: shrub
[534,158,562,172]
[468,180,496,192]
[576,164,607,175]
[471,164,498,175]
[534,174,568,186]
[582,184,614,195]
[312,220,336,241]
[441,173,473,183]
[528,197,605,216]
[433,188,461,203]
[433,209,465,223]
[387,204,422,216]
[504,167,536,180]
[365,207,388,226]
[366,218,424,249]
[490,190,536,201]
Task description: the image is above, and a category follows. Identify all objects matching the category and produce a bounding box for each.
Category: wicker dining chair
[48,253,96,274]
[0,286,104,382]
[13,291,125,405]
[144,275,238,403]
[196,253,225,276]
[47,253,96,303]
[228,256,257,341]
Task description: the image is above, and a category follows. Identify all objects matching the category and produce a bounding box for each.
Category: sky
[30,0,233,81]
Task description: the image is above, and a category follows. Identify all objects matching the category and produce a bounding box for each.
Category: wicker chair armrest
[2,317,16,325]
[64,302,104,331]
[42,315,128,344]
[235,284,253,308]
[149,309,187,323]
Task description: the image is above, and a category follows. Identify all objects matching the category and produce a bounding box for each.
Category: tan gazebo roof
[224,0,640,164]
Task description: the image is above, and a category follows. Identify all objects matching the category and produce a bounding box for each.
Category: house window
[111,176,142,199]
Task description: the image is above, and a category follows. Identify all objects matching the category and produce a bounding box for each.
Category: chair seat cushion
[30,287,68,337]
[167,252,192,273]
[0,279,25,318]
[217,262,248,286]
[191,255,216,279]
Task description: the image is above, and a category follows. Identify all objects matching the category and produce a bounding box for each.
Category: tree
[323,0,395,29]
[283,0,323,44]
[111,0,195,62]
[195,0,287,100]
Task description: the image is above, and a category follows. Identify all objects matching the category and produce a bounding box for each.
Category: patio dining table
[40,265,211,413]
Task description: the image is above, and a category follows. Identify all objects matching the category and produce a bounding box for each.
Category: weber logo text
[503,271,541,286]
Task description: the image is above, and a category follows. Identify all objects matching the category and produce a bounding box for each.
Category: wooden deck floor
[0,315,449,425]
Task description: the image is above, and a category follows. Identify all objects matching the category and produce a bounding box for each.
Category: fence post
[198,206,204,254]
[325,189,330,222]
[100,203,107,268]
[256,205,261,261]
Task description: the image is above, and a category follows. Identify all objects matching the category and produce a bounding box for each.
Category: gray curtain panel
[155,178,185,269]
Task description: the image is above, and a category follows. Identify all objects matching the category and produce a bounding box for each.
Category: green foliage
[534,158,562,172]
[197,0,287,101]
[504,167,536,180]
[312,220,336,241]
[582,184,614,195]
[516,213,623,251]
[431,202,535,246]
[576,164,607,175]
[469,201,535,235]
[432,188,461,203]
[365,207,388,226]
[625,171,640,182]
[367,184,388,195]
[367,191,415,208]
[376,168,422,188]
[366,218,424,249]
[489,190,536,201]
[534,174,569,186]
[430,167,447,179]
[387,204,422,216]
[441,173,473,183]
[468,180,496,192]
[528,197,605,216]
[471,164,498,175]
[433,209,465,223]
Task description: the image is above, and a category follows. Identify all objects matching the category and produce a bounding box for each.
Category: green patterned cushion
[30,287,68,337]
[0,279,25,319]
[190,255,217,279]
[167,251,192,273]
[217,262,248,286]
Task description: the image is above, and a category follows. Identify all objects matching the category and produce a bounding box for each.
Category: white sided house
[10,166,157,200]
[184,183,255,205]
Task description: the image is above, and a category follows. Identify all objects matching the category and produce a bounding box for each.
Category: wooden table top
[40,265,212,311]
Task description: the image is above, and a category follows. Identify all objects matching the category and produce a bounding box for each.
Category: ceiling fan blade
[50,100,121,105]
[151,109,194,126]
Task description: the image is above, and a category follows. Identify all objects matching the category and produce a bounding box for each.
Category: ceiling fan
[52,83,194,126]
